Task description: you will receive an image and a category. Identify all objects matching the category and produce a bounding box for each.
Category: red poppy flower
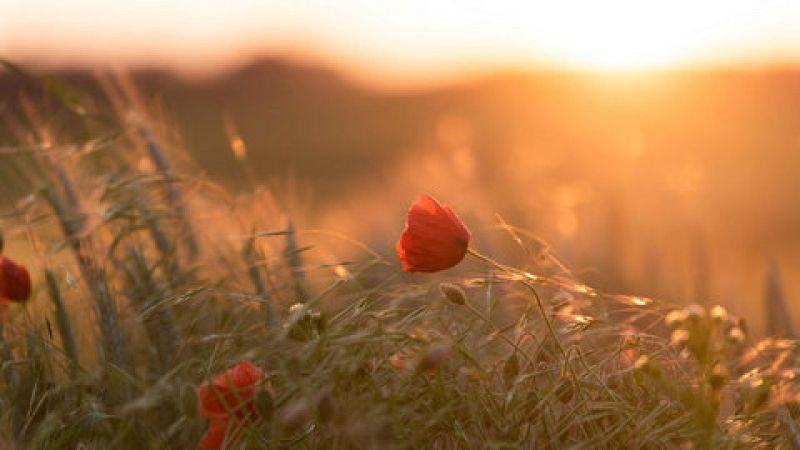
[199,419,229,450]
[388,346,418,370]
[197,360,274,449]
[198,418,256,450]
[618,331,641,369]
[0,256,31,303]
[397,194,471,273]
[388,344,444,376]
[198,360,272,420]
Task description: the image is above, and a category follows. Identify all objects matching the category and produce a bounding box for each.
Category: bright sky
[2,0,800,87]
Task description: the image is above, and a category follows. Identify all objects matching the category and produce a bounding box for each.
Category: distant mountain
[3,59,800,238]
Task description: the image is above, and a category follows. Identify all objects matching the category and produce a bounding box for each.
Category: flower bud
[439,283,466,306]
[286,304,321,342]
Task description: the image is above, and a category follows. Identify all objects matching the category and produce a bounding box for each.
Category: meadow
[0,63,799,449]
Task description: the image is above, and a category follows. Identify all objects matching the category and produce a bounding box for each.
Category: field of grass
[0,67,799,449]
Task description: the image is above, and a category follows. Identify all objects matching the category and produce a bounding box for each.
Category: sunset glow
[4,0,800,444]
[3,0,800,85]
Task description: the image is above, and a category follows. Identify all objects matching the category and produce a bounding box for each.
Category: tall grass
[0,66,798,449]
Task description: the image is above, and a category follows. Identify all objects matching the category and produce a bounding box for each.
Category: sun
[1,0,792,85]
[535,21,701,71]
[497,0,763,71]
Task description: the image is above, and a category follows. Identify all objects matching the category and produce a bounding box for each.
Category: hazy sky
[3,0,800,86]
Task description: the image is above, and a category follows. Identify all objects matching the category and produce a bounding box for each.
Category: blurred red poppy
[199,419,229,450]
[198,360,270,420]
[197,360,274,449]
[388,344,444,376]
[619,332,639,369]
[388,346,418,369]
[397,194,471,273]
[0,256,31,303]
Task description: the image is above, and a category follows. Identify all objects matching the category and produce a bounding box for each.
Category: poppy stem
[466,247,504,269]
[521,280,568,359]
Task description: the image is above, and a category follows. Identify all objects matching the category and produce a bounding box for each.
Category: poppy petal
[199,419,229,450]
[0,256,31,303]
[397,194,471,273]
[198,360,265,419]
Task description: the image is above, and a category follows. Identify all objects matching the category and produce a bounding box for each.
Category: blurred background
[2,0,800,335]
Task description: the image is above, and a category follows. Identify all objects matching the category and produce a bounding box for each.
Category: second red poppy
[0,256,31,304]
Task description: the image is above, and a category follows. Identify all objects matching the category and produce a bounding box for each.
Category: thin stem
[522,280,567,359]
[467,248,567,359]
[45,269,80,378]
[462,301,533,366]
[283,216,311,303]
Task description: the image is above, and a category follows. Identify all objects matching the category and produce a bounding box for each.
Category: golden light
[2,0,800,83]
[485,0,783,71]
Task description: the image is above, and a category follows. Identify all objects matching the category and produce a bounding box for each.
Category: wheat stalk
[44,269,80,378]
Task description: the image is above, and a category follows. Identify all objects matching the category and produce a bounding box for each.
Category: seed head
[439,283,467,305]
[710,305,728,322]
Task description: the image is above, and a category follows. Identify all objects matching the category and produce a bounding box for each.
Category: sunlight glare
[495,0,773,70]
[2,0,799,83]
